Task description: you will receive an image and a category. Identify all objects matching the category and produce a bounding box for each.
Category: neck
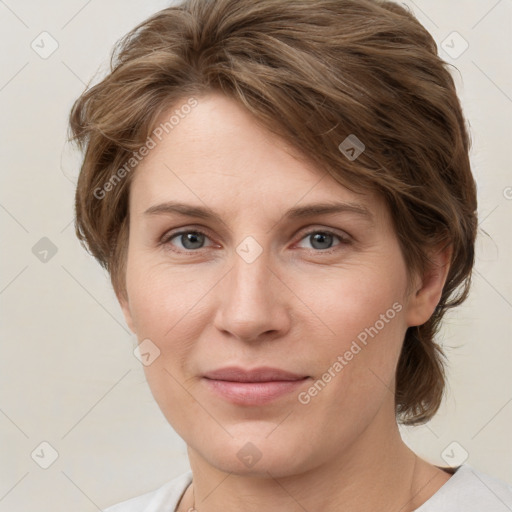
[178,410,451,512]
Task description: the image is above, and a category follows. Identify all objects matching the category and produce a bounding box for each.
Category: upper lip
[203,366,308,382]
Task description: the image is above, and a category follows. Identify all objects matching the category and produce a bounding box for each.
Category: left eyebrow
[284,201,373,222]
[143,200,373,223]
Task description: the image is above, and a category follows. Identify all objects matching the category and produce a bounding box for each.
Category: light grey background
[0,0,511,510]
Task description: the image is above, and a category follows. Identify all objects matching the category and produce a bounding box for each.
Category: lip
[203,366,307,382]
[202,366,310,406]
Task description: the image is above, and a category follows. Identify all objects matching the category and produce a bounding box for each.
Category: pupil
[183,232,203,249]
[312,233,332,250]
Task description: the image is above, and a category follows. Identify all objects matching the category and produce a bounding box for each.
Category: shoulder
[103,470,193,512]
[417,464,512,511]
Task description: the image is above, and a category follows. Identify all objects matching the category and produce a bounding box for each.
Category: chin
[191,433,317,479]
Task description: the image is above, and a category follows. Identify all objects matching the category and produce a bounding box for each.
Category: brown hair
[69,0,477,425]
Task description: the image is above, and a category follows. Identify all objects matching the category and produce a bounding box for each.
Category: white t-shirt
[104,464,512,512]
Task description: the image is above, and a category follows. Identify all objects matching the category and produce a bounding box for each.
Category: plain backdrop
[0,0,511,510]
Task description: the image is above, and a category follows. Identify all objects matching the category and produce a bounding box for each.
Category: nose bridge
[231,246,271,301]
[227,230,274,301]
[228,242,275,313]
[214,238,289,340]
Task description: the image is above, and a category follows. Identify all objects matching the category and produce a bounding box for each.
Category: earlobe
[405,244,452,327]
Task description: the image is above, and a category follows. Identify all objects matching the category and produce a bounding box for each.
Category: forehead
[130,92,383,220]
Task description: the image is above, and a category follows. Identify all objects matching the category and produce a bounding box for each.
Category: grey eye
[308,232,336,250]
[297,231,343,251]
[167,231,210,250]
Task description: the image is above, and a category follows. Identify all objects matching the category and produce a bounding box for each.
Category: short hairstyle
[69,0,478,425]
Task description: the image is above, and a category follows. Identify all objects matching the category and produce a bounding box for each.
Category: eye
[162,230,214,251]
[296,230,350,252]
[161,228,351,254]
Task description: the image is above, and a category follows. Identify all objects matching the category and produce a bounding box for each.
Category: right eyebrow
[144,201,224,223]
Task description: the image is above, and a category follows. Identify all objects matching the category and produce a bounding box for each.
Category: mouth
[202,366,310,406]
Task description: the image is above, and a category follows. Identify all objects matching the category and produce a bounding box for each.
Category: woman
[69,0,512,510]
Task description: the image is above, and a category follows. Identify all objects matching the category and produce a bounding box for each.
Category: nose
[212,248,292,343]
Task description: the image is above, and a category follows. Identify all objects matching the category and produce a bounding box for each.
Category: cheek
[125,259,209,435]
[291,263,407,350]
[125,255,213,337]
[291,261,408,414]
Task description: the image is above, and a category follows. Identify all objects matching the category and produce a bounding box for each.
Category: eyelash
[160,227,352,255]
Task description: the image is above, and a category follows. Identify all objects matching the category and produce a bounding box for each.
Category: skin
[119,92,452,512]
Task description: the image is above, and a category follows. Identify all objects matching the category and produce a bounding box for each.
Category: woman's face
[120,93,431,477]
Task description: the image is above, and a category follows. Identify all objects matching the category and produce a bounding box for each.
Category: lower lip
[203,378,309,406]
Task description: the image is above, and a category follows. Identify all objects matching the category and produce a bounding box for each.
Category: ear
[117,290,137,334]
[405,243,452,327]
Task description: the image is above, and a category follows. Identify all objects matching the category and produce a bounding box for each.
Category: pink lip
[203,366,308,382]
[202,366,309,406]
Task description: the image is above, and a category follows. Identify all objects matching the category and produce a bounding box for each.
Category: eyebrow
[144,201,373,223]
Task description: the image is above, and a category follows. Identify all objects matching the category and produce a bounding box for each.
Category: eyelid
[160,226,217,247]
[296,226,352,241]
[160,224,352,254]
[293,227,352,252]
